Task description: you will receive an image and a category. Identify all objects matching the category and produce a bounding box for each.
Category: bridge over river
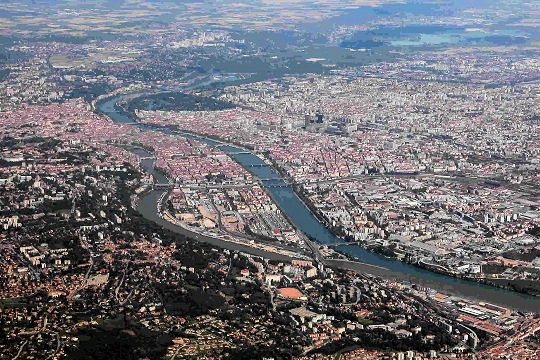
[96,91,540,313]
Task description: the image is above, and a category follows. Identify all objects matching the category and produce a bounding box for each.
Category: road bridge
[326,241,363,247]
[265,183,292,188]
[153,183,174,189]
[153,183,259,190]
[226,151,251,155]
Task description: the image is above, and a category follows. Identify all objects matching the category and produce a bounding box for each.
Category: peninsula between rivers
[97,91,540,312]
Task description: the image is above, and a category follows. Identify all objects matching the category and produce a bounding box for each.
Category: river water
[96,94,540,313]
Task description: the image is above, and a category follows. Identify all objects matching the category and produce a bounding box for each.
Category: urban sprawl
[0,0,539,359]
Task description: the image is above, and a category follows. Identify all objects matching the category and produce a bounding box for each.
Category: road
[297,172,539,197]
[115,269,127,303]
[11,340,28,360]
[68,235,94,299]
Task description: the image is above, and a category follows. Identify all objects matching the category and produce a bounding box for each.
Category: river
[96,93,540,313]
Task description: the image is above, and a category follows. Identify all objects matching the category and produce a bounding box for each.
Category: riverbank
[131,147,309,262]
[142,120,540,299]
[137,191,299,262]
[96,91,540,313]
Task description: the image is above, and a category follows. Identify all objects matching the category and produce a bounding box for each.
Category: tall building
[304,114,311,128]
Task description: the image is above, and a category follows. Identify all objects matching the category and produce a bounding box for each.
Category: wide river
[97,93,540,313]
